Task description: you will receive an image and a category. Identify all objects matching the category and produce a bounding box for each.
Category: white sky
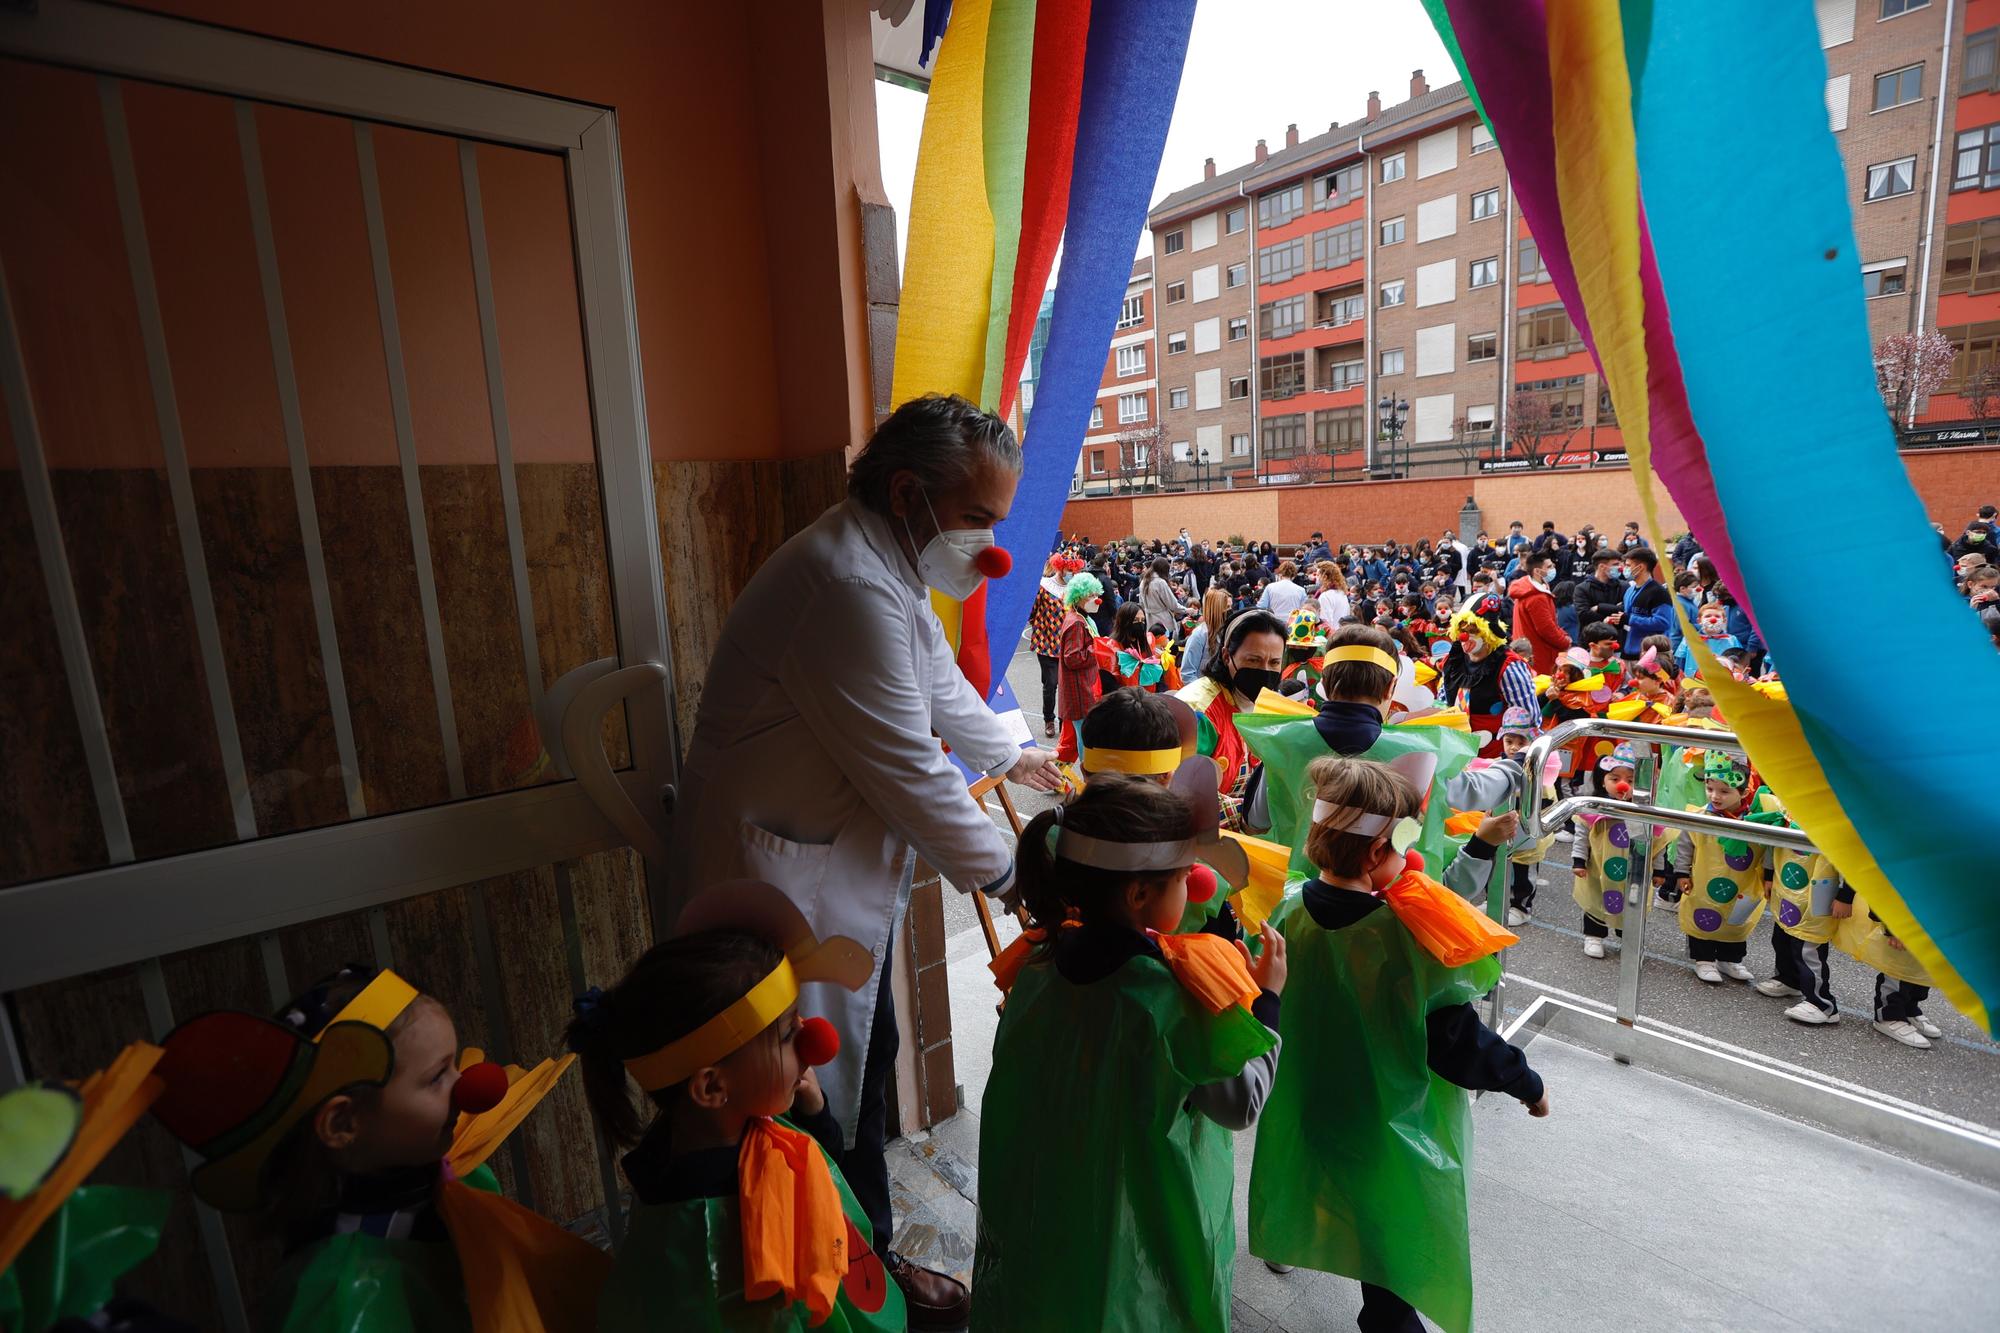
[875,1,1453,275]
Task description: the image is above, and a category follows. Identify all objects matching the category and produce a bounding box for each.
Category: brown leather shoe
[885,1251,971,1330]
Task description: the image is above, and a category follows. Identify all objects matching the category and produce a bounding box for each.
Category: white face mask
[903,485,994,600]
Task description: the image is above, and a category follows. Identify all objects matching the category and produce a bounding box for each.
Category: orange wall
[125,0,880,463]
[1061,450,2000,545]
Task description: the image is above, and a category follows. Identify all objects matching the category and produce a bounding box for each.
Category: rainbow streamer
[891,0,1197,699]
[1422,0,2000,1032]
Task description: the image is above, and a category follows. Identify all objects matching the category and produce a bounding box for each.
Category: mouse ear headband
[1309,752,1436,855]
[1054,757,1249,887]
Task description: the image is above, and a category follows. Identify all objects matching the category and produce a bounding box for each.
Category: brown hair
[1015,775,1196,934]
[1303,756,1421,879]
[1321,624,1399,703]
[1200,586,1230,643]
[1314,560,1346,592]
[1276,559,1298,580]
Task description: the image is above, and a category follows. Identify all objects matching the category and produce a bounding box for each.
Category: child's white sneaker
[1753,978,1802,998]
[1694,961,1723,984]
[1913,1015,1944,1039]
[1583,937,1606,959]
[1717,961,1755,982]
[1264,1261,1294,1275]
[1783,1001,1837,1025]
[1554,828,1573,842]
[1505,907,1530,927]
[1873,1019,1932,1048]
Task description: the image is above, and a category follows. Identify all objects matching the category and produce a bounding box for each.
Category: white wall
[1193,317,1220,354]
[1414,393,1455,444]
[1417,194,1457,243]
[1416,322,1456,377]
[1191,212,1218,250]
[1416,259,1456,308]
[1192,264,1220,302]
[1195,367,1222,410]
[1416,126,1458,179]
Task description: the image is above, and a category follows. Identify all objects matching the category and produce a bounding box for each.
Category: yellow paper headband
[1079,745,1181,776]
[1323,645,1399,675]
[319,970,418,1040]
[623,957,799,1092]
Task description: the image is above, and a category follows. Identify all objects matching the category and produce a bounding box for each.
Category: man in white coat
[667,394,1060,1326]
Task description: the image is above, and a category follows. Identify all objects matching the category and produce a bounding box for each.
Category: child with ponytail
[569,884,904,1332]
[971,773,1287,1332]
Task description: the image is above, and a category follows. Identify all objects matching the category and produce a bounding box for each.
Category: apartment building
[1075,259,1158,492]
[1147,0,2000,482]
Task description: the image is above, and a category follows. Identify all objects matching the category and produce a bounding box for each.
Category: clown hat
[621,882,874,1093]
[1498,706,1537,740]
[152,1012,392,1213]
[1602,742,1639,772]
[1701,749,1754,787]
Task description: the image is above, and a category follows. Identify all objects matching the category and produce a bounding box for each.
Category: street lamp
[1377,396,1409,477]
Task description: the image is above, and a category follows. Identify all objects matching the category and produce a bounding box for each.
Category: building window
[1090,452,1105,475]
[1258,236,1308,285]
[1942,218,2000,292]
[1518,374,1588,426]
[1166,330,1188,354]
[1465,404,1496,434]
[1225,206,1246,234]
[1881,0,1929,16]
[1312,219,1365,270]
[1965,28,1999,95]
[1260,294,1309,340]
[1117,294,1145,328]
[1518,303,1584,359]
[1090,405,1104,429]
[1228,316,1249,341]
[1518,236,1550,284]
[1164,229,1185,255]
[1872,64,1922,111]
[1230,432,1251,456]
[1115,344,1147,377]
[1315,405,1365,449]
[1470,123,1495,155]
[1470,188,1501,220]
[1258,182,1306,230]
[1260,351,1308,399]
[1317,289,1365,326]
[1318,162,1365,209]
[1866,157,1916,200]
[1379,347,1405,376]
[1380,152,1406,183]
[1861,259,1907,298]
[1380,216,1405,245]
[1229,375,1251,400]
[1954,124,2000,191]
[1596,383,1619,426]
[1262,413,1307,458]
[1166,279,1188,303]
[1940,321,2000,389]
[1169,386,1190,409]
[1466,332,1497,362]
[1227,262,1247,288]
[1469,256,1499,288]
[1379,279,1406,307]
[1324,356,1365,391]
[1117,392,1148,423]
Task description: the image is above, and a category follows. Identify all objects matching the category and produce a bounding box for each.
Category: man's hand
[1006,747,1065,793]
[1476,811,1520,846]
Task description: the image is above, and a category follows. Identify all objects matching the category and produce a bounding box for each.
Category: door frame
[0,0,678,997]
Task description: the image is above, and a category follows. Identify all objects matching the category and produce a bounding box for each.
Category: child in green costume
[569,881,904,1333]
[1249,756,1548,1333]
[972,773,1287,1332]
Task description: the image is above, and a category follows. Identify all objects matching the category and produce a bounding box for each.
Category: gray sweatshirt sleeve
[1671,830,1695,874]
[1442,836,1501,902]
[1443,758,1526,814]
[1188,1039,1281,1132]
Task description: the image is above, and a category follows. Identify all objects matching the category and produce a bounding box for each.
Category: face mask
[903,486,993,600]
[1231,666,1282,701]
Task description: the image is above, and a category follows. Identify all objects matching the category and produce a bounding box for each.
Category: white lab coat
[666,498,1019,1146]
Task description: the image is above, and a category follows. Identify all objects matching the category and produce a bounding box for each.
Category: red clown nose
[973,545,1013,579]
[452,1060,509,1116]
[797,1016,841,1068]
[1186,863,1219,905]
[1403,850,1425,874]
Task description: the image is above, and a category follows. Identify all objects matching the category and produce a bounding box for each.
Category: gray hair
[848,393,1023,511]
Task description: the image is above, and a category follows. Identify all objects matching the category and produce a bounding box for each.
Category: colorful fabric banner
[1422,0,2000,1032]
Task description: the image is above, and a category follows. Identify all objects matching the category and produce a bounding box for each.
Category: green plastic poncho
[597,1124,903,1333]
[263,1163,502,1333]
[0,1185,171,1333]
[1236,713,1477,888]
[970,952,1276,1332]
[1248,890,1500,1333]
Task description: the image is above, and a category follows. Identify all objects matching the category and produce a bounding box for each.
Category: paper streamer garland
[1422,0,2000,1031]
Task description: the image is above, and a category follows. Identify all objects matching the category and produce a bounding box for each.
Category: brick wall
[1904,444,2000,521]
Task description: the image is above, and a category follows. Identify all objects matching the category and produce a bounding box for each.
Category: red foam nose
[973,545,1012,578]
[1403,850,1425,874]
[452,1061,509,1116]
[797,1016,840,1068]
[1186,863,1218,904]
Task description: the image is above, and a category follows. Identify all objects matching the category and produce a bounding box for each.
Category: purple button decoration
[1706,877,1739,904]
[1608,823,1631,849]
[1692,908,1724,933]
[1724,849,1755,871]
[1602,889,1626,917]
[1778,901,1803,928]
